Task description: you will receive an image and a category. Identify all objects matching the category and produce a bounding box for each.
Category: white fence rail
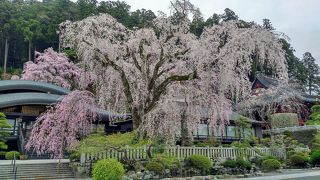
[80,146,309,164]
[263,125,320,134]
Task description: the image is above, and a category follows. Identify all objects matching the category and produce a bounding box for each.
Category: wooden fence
[80,146,309,164]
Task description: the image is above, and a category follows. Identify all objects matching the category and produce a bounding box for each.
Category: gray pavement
[237,171,320,180]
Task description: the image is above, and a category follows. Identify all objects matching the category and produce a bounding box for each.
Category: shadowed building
[0,80,131,157]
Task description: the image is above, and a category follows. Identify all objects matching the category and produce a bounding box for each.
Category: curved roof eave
[0,92,132,122]
[0,92,63,108]
[0,80,70,95]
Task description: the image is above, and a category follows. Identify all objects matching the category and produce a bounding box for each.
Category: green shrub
[222,159,237,168]
[289,153,309,168]
[310,150,320,166]
[92,159,125,180]
[153,154,181,170]
[250,155,277,167]
[151,138,166,154]
[194,138,219,147]
[311,133,320,151]
[230,141,251,148]
[78,132,150,154]
[145,161,165,175]
[5,151,20,160]
[237,159,252,170]
[186,155,212,171]
[222,159,251,170]
[261,159,281,172]
[312,105,320,113]
[69,151,80,162]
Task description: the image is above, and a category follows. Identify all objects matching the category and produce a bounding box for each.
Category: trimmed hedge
[152,154,181,170]
[289,129,317,147]
[222,160,237,168]
[146,161,165,175]
[5,151,20,160]
[310,150,320,166]
[288,152,309,168]
[237,159,252,170]
[186,155,212,171]
[262,159,281,172]
[270,113,299,128]
[92,159,125,180]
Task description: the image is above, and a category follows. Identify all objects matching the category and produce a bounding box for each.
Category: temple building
[252,73,319,125]
[1,80,131,157]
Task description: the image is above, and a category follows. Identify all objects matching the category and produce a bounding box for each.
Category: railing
[80,146,309,165]
[263,125,320,134]
[11,153,18,180]
[18,124,25,154]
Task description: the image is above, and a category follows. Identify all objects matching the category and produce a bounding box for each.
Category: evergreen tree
[205,13,221,26]
[302,52,320,95]
[262,18,275,31]
[280,39,307,83]
[221,8,238,22]
[0,112,11,150]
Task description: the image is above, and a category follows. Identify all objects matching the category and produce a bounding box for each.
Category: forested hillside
[0,0,318,93]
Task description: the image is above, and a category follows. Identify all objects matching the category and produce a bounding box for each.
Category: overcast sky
[112,0,320,64]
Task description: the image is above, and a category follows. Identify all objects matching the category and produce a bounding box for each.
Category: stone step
[0,175,75,180]
[0,162,74,180]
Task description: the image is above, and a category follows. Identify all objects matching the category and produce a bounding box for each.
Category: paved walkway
[237,171,320,180]
[0,159,70,165]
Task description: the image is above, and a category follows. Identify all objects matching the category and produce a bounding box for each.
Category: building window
[226,126,236,137]
[197,124,209,137]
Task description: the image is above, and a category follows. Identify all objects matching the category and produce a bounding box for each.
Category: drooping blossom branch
[25,90,98,159]
[59,14,199,131]
[200,21,288,102]
[236,82,306,122]
[21,48,82,90]
[59,13,288,143]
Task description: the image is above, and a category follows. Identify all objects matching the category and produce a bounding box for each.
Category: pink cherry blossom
[25,90,97,159]
[21,48,82,90]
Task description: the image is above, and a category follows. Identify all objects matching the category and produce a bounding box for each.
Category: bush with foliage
[288,152,309,168]
[256,137,272,147]
[237,159,252,170]
[186,155,212,171]
[69,151,81,162]
[222,159,237,168]
[270,113,299,128]
[261,159,281,172]
[145,161,165,175]
[152,154,181,170]
[310,150,320,166]
[77,132,150,153]
[306,105,320,125]
[222,159,251,170]
[234,115,252,140]
[230,141,251,148]
[150,138,166,154]
[92,159,125,180]
[0,112,12,150]
[250,155,277,167]
[194,137,219,147]
[5,151,20,160]
[311,133,320,150]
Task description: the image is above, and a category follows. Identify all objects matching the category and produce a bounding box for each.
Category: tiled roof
[0,80,70,95]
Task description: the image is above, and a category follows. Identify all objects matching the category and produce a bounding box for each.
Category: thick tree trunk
[28,41,32,61]
[132,107,142,130]
[4,38,9,74]
[180,103,193,146]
